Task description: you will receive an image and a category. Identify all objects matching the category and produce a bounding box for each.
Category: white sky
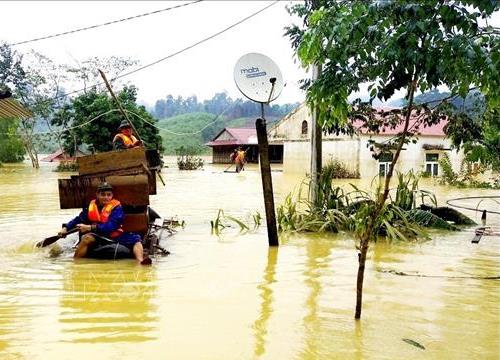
[2,1,307,107]
[2,1,499,108]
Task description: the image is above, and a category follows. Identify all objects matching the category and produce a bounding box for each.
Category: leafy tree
[52,86,163,153]
[292,0,499,319]
[0,118,25,163]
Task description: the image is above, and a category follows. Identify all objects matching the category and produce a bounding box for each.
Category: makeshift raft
[58,147,173,260]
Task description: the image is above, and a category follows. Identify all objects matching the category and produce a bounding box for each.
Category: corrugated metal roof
[206,127,257,147]
[0,98,32,119]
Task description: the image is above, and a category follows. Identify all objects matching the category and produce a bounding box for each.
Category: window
[425,153,439,176]
[378,152,393,177]
[301,120,308,135]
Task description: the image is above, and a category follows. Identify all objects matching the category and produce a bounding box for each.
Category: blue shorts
[115,232,142,247]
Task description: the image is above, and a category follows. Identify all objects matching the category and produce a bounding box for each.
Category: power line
[10,1,203,46]
[111,1,279,81]
[125,100,242,136]
[37,0,280,104]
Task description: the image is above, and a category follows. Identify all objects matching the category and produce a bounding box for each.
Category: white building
[268,103,464,178]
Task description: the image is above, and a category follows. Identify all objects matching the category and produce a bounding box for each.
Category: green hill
[158,112,252,154]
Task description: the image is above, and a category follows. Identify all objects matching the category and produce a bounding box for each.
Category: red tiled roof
[352,109,447,136]
[206,127,257,147]
[40,149,85,162]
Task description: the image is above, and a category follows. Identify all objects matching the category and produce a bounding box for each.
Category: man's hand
[58,227,68,237]
[77,224,92,233]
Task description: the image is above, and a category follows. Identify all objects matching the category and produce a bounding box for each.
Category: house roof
[206,127,258,147]
[354,118,447,136]
[40,149,85,162]
[271,103,447,137]
[0,97,32,119]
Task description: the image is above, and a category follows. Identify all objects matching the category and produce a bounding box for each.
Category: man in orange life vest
[58,182,151,265]
[113,120,142,150]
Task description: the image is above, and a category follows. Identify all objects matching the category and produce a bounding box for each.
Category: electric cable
[10,1,203,46]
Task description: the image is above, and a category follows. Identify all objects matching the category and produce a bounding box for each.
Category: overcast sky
[3,1,307,106]
[2,1,499,108]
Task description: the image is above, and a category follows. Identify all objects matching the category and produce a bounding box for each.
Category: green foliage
[51,86,163,154]
[210,209,262,236]
[276,169,480,240]
[322,159,360,180]
[0,118,25,163]
[158,112,252,155]
[176,146,204,170]
[152,91,299,120]
[406,209,458,231]
[438,153,499,189]
[54,161,78,172]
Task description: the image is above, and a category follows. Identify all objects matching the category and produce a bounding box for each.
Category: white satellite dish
[233,53,283,104]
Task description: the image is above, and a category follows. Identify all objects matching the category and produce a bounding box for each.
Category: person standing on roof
[113,120,142,150]
[58,182,151,265]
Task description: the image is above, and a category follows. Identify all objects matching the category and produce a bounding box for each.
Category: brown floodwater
[0,158,498,359]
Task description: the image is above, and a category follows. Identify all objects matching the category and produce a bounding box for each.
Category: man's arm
[64,209,89,231]
[113,137,128,150]
[94,205,124,236]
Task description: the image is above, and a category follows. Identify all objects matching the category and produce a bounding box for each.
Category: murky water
[0,158,498,359]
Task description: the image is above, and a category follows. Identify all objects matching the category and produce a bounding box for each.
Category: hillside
[157,112,269,154]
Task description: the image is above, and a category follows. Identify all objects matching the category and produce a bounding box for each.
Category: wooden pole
[98,69,144,144]
[256,104,279,247]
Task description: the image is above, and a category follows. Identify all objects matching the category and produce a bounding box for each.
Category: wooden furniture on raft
[58,147,164,256]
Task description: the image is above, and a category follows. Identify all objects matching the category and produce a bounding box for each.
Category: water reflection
[59,261,157,343]
[252,247,278,358]
[300,236,335,359]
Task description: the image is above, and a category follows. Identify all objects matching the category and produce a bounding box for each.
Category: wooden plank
[59,174,150,209]
[77,147,147,175]
[122,212,148,235]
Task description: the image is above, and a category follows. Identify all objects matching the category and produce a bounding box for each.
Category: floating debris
[402,338,425,350]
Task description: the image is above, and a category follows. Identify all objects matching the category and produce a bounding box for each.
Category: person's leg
[132,242,151,265]
[74,234,96,258]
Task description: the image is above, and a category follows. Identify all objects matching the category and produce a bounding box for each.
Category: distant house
[206,127,283,164]
[41,149,86,162]
[268,103,463,178]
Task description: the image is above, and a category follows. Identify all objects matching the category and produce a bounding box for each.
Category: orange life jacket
[88,199,124,238]
[113,133,138,147]
[236,150,246,164]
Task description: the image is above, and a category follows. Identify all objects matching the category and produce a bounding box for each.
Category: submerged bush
[438,153,499,189]
[323,159,360,179]
[277,168,469,241]
[55,161,78,172]
[176,146,204,170]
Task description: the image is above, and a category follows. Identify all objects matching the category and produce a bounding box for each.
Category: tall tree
[0,118,25,163]
[52,86,163,153]
[294,0,499,318]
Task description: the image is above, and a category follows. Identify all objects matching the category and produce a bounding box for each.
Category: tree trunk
[354,79,417,319]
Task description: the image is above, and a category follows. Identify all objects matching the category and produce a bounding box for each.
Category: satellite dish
[233,53,283,104]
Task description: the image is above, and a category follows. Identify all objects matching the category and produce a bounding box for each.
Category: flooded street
[0,158,498,359]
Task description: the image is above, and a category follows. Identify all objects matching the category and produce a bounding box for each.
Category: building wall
[271,103,464,178]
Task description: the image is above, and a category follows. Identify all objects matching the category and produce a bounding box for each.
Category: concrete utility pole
[309,64,322,206]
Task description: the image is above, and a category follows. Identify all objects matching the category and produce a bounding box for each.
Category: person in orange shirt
[235,147,247,173]
[113,120,142,150]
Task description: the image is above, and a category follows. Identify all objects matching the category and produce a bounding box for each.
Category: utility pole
[309,64,322,206]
